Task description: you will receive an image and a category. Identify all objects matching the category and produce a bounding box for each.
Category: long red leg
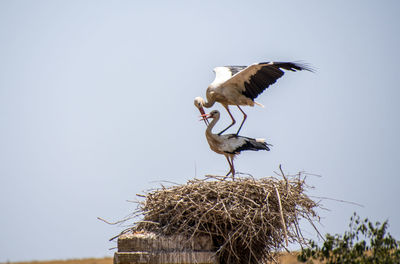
[225,156,233,178]
[218,105,236,135]
[230,156,235,180]
[236,105,247,135]
[224,156,235,180]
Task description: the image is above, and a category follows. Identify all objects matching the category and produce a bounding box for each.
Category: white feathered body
[205,133,268,157]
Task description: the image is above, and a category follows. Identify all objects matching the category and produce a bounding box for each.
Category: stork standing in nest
[203,110,271,178]
[194,61,313,135]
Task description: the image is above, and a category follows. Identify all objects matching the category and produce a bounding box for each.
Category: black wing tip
[257,61,316,73]
[261,142,272,151]
[247,139,272,152]
[224,137,272,154]
[292,61,316,73]
[266,143,273,151]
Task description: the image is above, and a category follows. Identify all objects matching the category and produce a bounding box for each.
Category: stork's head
[194,97,209,125]
[205,110,220,120]
[194,97,205,109]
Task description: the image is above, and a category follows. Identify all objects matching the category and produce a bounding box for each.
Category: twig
[275,186,289,247]
[97,217,125,225]
[309,195,364,207]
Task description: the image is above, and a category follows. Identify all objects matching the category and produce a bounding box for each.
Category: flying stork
[194,61,313,135]
[203,110,271,178]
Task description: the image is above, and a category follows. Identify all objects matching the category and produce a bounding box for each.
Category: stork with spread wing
[194,61,313,135]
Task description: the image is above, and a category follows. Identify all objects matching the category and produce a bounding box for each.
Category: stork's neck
[206,115,219,136]
[203,98,215,108]
[203,90,216,108]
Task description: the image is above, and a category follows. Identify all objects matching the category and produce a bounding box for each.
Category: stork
[203,110,271,178]
[194,61,313,135]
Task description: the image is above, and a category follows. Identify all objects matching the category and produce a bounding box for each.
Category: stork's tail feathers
[254,101,264,108]
[253,139,271,151]
[241,138,272,152]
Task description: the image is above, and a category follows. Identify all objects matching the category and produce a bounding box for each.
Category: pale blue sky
[1,0,399,262]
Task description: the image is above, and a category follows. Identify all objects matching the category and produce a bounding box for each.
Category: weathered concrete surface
[114,232,217,264]
[114,252,216,264]
[118,232,214,252]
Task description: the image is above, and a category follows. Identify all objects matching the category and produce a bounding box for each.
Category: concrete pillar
[114,232,218,264]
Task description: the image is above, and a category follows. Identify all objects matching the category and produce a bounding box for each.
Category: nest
[115,170,320,264]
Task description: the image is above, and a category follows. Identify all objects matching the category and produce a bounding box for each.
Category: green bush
[298,212,400,264]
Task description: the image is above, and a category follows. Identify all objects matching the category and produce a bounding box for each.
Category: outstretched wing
[210,66,247,87]
[221,62,313,100]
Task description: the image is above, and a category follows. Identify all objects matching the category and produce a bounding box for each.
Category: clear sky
[1,0,399,262]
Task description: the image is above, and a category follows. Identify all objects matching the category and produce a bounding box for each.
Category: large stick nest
[118,171,320,264]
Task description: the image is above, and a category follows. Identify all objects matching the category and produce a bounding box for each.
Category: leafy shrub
[298,212,400,263]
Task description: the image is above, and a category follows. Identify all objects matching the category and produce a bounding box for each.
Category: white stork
[194,61,313,134]
[203,110,271,178]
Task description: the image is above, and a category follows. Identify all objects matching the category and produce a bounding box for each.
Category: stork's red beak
[198,107,209,125]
